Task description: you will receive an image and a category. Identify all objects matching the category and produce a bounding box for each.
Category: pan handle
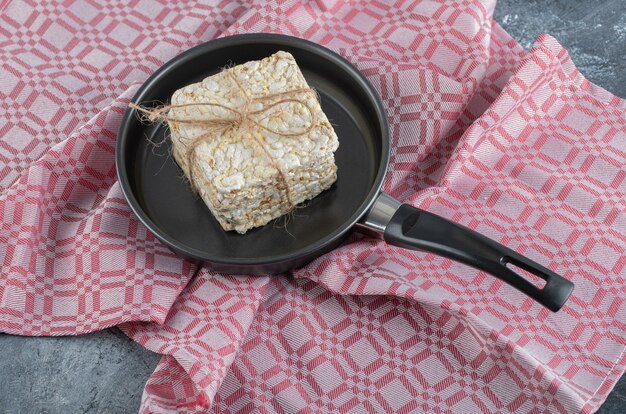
[360,193,574,312]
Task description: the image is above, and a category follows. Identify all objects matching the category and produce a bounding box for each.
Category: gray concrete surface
[1,0,625,412]
[0,329,160,413]
[495,0,626,98]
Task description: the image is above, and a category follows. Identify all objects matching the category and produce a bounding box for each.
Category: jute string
[129,71,318,208]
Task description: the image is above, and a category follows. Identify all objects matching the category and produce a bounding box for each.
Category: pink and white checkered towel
[1,1,625,412]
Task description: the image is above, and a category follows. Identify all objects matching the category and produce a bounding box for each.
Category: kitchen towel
[1,0,625,412]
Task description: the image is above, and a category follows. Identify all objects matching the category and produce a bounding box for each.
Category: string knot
[128,70,319,210]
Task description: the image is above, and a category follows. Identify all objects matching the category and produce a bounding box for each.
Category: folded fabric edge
[505,34,626,411]
[490,21,526,59]
[138,355,209,414]
[534,34,626,107]
[583,346,626,413]
[439,32,626,412]
[120,274,280,410]
[303,258,589,408]
[437,32,626,191]
[296,31,626,412]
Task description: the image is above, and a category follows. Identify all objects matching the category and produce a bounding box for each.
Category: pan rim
[115,33,390,268]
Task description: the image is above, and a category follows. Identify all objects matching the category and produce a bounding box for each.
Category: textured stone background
[496,0,626,99]
[1,0,625,412]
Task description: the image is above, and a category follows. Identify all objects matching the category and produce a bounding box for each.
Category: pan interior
[121,39,384,262]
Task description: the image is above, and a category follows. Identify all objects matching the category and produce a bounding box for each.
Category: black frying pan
[116,33,574,311]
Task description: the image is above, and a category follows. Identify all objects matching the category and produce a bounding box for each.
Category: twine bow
[129,72,319,208]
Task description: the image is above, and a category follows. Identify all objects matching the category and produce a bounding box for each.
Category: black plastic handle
[384,204,574,312]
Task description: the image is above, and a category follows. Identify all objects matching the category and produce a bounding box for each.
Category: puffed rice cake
[167,51,339,234]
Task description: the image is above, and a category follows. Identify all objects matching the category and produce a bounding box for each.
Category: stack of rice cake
[167,51,339,234]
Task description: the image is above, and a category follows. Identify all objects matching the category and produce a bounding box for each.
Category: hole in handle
[504,260,547,289]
